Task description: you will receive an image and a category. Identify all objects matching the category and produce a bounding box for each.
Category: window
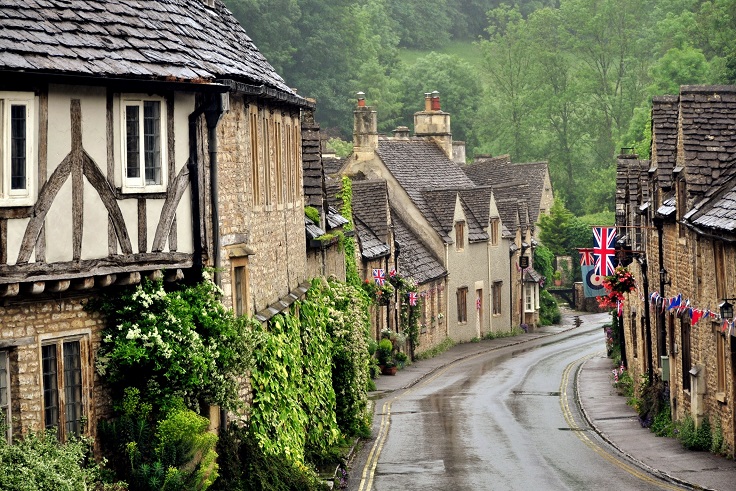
[122,96,166,192]
[250,108,261,205]
[264,115,272,205]
[455,221,465,251]
[492,281,502,315]
[42,337,87,440]
[714,241,726,299]
[232,259,249,316]
[275,120,283,204]
[630,314,637,358]
[0,351,10,441]
[677,178,687,238]
[490,218,500,245]
[681,318,691,392]
[1,93,35,206]
[457,287,468,323]
[717,332,726,395]
[525,284,535,312]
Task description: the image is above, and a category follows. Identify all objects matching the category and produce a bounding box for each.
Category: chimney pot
[393,126,410,139]
[356,91,366,107]
[431,90,441,111]
[424,92,432,111]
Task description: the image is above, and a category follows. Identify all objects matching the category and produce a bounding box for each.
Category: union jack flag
[408,292,418,306]
[372,268,385,286]
[592,227,617,276]
[578,248,595,267]
[476,296,482,310]
[389,269,397,278]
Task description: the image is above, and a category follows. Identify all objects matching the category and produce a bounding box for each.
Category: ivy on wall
[337,175,360,286]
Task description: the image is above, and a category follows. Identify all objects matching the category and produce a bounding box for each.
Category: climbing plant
[337,175,360,286]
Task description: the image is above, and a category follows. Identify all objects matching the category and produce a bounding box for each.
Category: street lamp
[659,268,671,287]
[720,299,735,320]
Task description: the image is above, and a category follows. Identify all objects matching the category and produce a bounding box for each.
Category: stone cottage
[0,0,314,441]
[617,85,736,455]
[339,92,519,346]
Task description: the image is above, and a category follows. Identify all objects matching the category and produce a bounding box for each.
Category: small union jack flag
[372,269,385,286]
[592,227,617,276]
[476,296,482,311]
[578,248,595,267]
[408,292,418,306]
[389,269,397,278]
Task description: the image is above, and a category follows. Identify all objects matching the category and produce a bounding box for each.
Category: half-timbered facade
[0,0,313,440]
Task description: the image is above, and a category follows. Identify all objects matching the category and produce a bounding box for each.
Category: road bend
[349,313,687,491]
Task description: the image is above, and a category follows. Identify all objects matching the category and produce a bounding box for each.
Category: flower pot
[381,365,397,376]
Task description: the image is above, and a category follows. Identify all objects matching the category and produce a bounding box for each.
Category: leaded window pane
[143,101,161,185]
[63,341,83,437]
[10,104,26,190]
[42,344,59,431]
[126,105,140,179]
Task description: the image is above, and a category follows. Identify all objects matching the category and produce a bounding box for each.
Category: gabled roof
[375,138,477,239]
[323,157,346,177]
[458,188,492,242]
[463,157,549,224]
[0,0,294,94]
[392,211,447,285]
[491,183,531,236]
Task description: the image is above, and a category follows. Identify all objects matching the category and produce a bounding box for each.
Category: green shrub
[482,328,523,340]
[651,403,675,437]
[99,389,218,491]
[677,415,712,451]
[538,289,561,325]
[0,428,123,491]
[710,418,726,455]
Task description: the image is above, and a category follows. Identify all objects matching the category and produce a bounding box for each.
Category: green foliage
[533,244,555,282]
[538,199,575,256]
[711,418,727,455]
[325,138,353,158]
[482,328,524,340]
[88,272,258,413]
[376,339,394,366]
[0,429,122,491]
[538,290,561,325]
[214,424,328,491]
[651,403,675,438]
[99,390,218,491]
[415,338,456,360]
[337,176,360,287]
[677,415,712,451]
[304,206,320,224]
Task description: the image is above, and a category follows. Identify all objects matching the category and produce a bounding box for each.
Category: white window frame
[525,284,535,313]
[120,95,167,193]
[0,92,36,207]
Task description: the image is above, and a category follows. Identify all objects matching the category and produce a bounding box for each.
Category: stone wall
[215,95,308,314]
[0,295,110,440]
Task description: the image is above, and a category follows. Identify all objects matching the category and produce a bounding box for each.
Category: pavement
[367,313,736,491]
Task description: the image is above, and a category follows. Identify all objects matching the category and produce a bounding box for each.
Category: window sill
[0,205,33,218]
[716,392,726,403]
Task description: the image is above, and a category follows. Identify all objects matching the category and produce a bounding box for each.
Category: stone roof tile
[392,211,447,285]
[0,0,293,93]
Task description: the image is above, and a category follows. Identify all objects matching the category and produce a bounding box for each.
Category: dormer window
[0,92,35,207]
[455,221,465,251]
[121,96,167,193]
[490,218,500,245]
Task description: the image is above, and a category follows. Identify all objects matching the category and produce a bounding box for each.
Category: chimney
[452,141,466,164]
[393,126,410,140]
[353,91,378,160]
[414,90,452,158]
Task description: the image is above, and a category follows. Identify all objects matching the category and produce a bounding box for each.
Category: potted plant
[395,351,408,369]
[552,271,562,286]
[376,338,397,375]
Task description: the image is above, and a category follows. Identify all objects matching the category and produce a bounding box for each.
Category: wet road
[349,313,687,491]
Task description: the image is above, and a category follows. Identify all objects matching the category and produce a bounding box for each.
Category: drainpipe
[639,256,653,383]
[204,93,228,287]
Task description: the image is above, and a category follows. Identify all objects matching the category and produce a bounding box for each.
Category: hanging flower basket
[597,266,636,310]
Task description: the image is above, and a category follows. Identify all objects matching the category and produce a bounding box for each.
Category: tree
[537,199,575,257]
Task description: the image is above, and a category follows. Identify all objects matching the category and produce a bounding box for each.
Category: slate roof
[650,96,679,190]
[391,211,447,285]
[0,0,294,94]
[464,157,549,224]
[678,86,736,198]
[352,180,391,260]
[323,157,346,177]
[458,188,492,242]
[326,206,349,230]
[376,138,477,240]
[491,183,532,236]
[684,159,736,233]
